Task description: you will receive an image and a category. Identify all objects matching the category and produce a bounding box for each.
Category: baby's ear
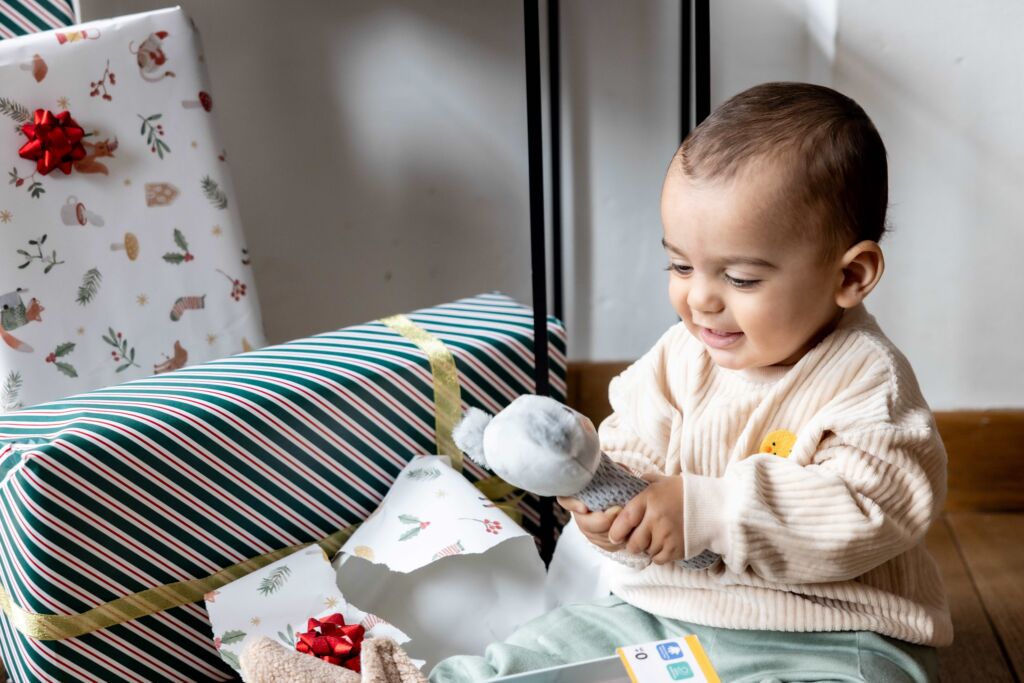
[835,240,884,308]
[452,407,493,468]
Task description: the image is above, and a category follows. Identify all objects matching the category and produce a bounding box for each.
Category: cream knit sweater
[598,304,953,646]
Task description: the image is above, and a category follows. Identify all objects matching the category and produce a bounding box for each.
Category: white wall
[82,0,1024,410]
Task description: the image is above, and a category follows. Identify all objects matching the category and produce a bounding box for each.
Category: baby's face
[661,160,844,370]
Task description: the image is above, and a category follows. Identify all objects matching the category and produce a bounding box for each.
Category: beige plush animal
[240,636,426,683]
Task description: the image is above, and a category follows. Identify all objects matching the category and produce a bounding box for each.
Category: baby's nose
[687,279,724,314]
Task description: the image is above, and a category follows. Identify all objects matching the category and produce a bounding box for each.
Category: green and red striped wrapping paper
[0,292,566,682]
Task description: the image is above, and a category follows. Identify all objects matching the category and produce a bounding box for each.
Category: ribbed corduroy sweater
[598,303,953,646]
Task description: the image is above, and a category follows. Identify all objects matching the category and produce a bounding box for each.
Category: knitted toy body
[453,395,721,570]
[580,452,720,570]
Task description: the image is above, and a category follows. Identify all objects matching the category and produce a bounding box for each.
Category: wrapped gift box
[0,291,566,681]
[0,6,266,412]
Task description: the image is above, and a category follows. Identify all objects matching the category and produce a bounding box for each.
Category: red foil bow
[18,109,87,175]
[295,613,365,671]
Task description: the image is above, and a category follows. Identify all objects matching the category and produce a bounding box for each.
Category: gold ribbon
[0,527,355,641]
[381,313,523,519]
[380,314,463,469]
[0,313,523,640]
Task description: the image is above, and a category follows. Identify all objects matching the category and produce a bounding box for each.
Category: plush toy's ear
[452,407,493,469]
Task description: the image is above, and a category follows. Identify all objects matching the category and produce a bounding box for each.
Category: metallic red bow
[295,613,365,671]
[18,109,87,175]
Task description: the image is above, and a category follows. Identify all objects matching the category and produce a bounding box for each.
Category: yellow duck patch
[760,429,797,457]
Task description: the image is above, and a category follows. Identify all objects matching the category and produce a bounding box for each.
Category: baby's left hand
[608,473,685,565]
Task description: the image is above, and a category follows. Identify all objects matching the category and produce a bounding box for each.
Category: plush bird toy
[452,394,720,570]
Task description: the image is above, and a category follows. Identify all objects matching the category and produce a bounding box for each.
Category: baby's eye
[664,264,692,275]
[725,274,760,289]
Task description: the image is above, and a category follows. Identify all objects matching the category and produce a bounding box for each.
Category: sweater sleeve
[597,326,684,477]
[593,326,684,569]
[682,363,948,584]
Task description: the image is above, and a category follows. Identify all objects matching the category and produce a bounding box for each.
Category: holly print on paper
[162,229,194,264]
[201,175,228,209]
[169,295,205,321]
[219,649,241,671]
[257,565,291,596]
[460,517,503,535]
[90,60,116,101]
[216,270,247,301]
[76,268,102,305]
[17,234,63,274]
[138,114,170,158]
[102,327,140,372]
[45,342,77,378]
[277,624,295,648]
[218,630,246,649]
[9,167,44,199]
[397,514,431,541]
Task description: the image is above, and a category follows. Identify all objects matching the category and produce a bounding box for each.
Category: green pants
[429,595,938,683]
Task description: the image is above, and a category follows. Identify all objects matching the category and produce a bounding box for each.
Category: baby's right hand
[556,496,627,553]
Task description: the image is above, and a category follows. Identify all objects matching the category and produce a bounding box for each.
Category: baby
[430,82,951,683]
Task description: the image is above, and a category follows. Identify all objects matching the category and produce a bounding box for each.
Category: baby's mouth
[699,326,744,349]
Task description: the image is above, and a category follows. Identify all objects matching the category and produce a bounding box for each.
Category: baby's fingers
[608,500,645,544]
[556,496,588,514]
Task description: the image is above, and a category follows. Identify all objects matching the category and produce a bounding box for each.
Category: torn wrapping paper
[205,545,414,678]
[335,455,548,670]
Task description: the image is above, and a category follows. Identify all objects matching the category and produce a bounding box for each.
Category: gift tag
[616,636,720,683]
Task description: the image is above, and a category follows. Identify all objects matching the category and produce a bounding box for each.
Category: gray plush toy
[452,394,720,570]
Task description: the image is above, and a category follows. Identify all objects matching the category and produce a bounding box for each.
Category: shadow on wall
[87,0,535,345]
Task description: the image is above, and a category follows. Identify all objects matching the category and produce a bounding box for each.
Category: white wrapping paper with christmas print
[0,6,266,413]
[335,455,548,670]
[0,291,567,683]
[205,545,416,679]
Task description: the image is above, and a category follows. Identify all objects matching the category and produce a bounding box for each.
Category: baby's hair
[674,82,888,258]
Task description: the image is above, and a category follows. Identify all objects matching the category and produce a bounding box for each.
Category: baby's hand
[609,473,685,565]
[556,496,627,553]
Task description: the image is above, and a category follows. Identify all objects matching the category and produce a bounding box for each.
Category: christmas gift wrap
[0,6,266,412]
[335,456,548,670]
[0,291,567,681]
[206,544,418,677]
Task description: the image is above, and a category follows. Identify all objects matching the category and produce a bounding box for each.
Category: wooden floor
[929,512,1023,681]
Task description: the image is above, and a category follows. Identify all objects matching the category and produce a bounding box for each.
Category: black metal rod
[681,0,691,141]
[695,0,710,125]
[548,0,563,325]
[523,0,554,564]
